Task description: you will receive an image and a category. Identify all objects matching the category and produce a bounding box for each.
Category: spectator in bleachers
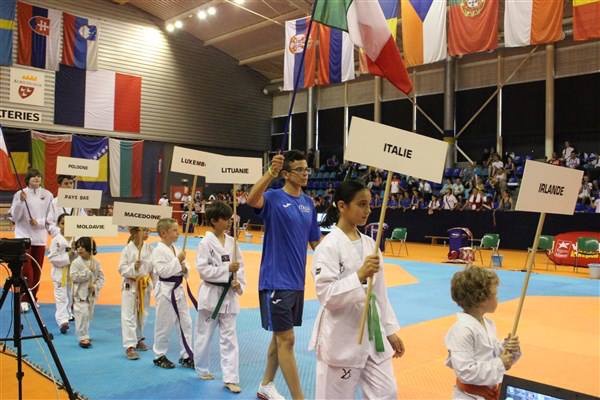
[409,188,422,210]
[491,167,508,193]
[566,152,581,169]
[325,154,339,171]
[371,192,383,208]
[427,194,441,215]
[504,156,515,177]
[418,179,432,201]
[578,175,593,203]
[442,188,458,210]
[465,187,484,211]
[561,141,575,161]
[489,153,504,177]
[548,152,562,166]
[583,153,598,171]
[400,192,411,210]
[388,193,399,209]
[498,190,513,211]
[441,178,453,196]
[460,162,476,186]
[452,178,465,198]
[391,174,401,196]
[594,196,600,213]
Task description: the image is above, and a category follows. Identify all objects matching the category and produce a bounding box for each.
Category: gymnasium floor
[0,228,598,400]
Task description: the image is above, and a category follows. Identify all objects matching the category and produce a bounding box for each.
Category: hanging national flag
[0,127,18,190]
[314,0,412,94]
[31,131,72,196]
[504,0,564,47]
[62,12,99,70]
[17,1,61,70]
[0,0,16,66]
[109,138,143,198]
[448,0,498,57]
[573,0,600,41]
[54,65,142,133]
[71,135,108,191]
[401,0,447,67]
[1,128,30,191]
[284,17,317,91]
[358,0,398,74]
[317,23,355,86]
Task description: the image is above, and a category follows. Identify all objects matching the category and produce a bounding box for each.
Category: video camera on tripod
[0,238,31,271]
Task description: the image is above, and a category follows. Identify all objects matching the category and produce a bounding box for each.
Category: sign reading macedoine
[170,146,213,176]
[56,156,100,178]
[515,160,583,215]
[344,117,448,183]
[57,188,102,209]
[112,202,174,228]
[205,154,263,184]
[64,216,118,237]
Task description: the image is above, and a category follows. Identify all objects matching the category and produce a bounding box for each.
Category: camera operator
[9,168,54,312]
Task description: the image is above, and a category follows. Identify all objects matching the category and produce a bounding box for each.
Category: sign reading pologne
[56,156,100,177]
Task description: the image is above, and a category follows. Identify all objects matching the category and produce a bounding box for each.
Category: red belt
[456,379,499,400]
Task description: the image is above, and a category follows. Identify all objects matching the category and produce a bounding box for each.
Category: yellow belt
[136,275,152,324]
[60,266,71,287]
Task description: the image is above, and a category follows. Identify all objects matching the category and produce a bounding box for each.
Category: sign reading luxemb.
[57,188,102,209]
[345,117,448,183]
[56,156,100,177]
[171,146,212,176]
[64,216,118,237]
[113,202,173,228]
[206,155,263,184]
[515,160,583,215]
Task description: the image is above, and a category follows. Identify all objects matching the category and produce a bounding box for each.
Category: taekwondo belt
[159,275,193,358]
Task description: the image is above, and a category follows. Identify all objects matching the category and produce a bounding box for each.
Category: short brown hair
[451,266,499,311]
[206,201,232,228]
[156,218,176,234]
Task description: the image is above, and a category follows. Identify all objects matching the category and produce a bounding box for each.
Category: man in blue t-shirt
[248,150,320,400]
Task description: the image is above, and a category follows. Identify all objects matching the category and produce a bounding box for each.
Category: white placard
[112,202,173,228]
[57,188,102,209]
[9,67,46,106]
[0,107,42,123]
[345,117,448,183]
[64,216,118,237]
[56,156,100,177]
[515,160,583,215]
[206,155,263,184]
[170,146,213,176]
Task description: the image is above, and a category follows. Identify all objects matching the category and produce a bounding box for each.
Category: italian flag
[313,0,412,95]
[109,138,143,198]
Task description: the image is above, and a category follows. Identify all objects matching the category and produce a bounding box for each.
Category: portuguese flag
[109,138,143,198]
[31,131,72,195]
[448,0,498,57]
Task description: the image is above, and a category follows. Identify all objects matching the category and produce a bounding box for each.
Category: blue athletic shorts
[259,290,304,332]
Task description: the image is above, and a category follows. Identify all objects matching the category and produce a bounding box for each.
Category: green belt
[367,293,385,352]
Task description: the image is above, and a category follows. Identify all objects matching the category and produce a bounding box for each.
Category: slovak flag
[17,1,61,70]
[284,17,317,91]
[62,12,98,70]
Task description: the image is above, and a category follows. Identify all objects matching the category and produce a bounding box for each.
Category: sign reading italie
[56,156,100,177]
[170,146,212,176]
[57,188,102,209]
[112,202,173,228]
[64,216,118,237]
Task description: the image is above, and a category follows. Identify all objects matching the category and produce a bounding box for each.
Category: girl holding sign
[309,180,405,399]
[119,227,153,360]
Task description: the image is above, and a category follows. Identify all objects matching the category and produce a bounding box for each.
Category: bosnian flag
[17,1,61,70]
[62,12,98,70]
[317,23,355,86]
[314,0,412,95]
[284,17,317,91]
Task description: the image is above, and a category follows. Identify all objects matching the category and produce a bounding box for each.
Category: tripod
[0,254,77,400]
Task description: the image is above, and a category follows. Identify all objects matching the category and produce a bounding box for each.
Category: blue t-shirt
[256,189,321,291]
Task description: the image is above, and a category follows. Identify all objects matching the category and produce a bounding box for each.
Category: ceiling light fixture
[174,20,183,29]
[166,23,174,32]
[207,6,216,16]
[233,0,245,4]
[197,10,207,19]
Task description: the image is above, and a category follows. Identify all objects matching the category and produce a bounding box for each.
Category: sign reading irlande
[64,216,118,238]
[56,156,100,177]
[113,202,173,228]
[345,117,448,183]
[57,188,102,209]
[171,146,213,176]
[515,160,583,215]
[206,155,263,184]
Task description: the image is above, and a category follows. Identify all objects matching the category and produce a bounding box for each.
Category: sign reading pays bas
[112,202,173,228]
[64,216,118,237]
[56,156,100,178]
[57,188,102,209]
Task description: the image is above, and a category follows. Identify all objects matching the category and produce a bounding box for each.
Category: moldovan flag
[62,12,98,70]
[401,0,447,67]
[504,0,564,47]
[448,0,498,57]
[284,17,317,91]
[573,0,600,41]
[0,0,16,66]
[314,0,412,95]
[0,127,18,191]
[71,135,108,191]
[17,1,61,70]
[31,131,72,195]
[109,138,143,198]
[54,65,142,133]
[317,23,355,86]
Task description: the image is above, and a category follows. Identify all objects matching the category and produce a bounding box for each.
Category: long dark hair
[320,180,368,228]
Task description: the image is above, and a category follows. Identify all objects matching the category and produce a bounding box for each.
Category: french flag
[17,2,61,70]
[317,23,355,86]
[62,12,98,70]
[283,17,317,91]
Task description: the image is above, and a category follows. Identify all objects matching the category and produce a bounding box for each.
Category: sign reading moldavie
[205,154,263,184]
[345,117,448,183]
[56,156,100,178]
[170,146,212,176]
[64,216,118,237]
[515,160,583,215]
[112,202,173,229]
[57,188,102,209]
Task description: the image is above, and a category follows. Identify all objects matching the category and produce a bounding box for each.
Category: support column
[497,51,504,155]
[545,44,555,159]
[306,86,315,154]
[374,76,382,123]
[412,70,417,131]
[443,57,456,166]
[343,82,349,151]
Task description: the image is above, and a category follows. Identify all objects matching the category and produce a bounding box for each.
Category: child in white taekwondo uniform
[47,213,76,334]
[310,180,405,400]
[151,218,194,369]
[119,227,153,360]
[48,175,87,237]
[445,266,521,400]
[193,201,246,394]
[70,237,104,348]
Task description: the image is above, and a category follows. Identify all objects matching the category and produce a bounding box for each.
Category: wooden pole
[510,212,546,336]
[182,175,198,252]
[137,229,143,261]
[357,171,393,344]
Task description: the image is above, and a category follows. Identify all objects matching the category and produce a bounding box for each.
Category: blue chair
[444,168,453,177]
[516,166,525,177]
[452,168,462,178]
[513,155,523,166]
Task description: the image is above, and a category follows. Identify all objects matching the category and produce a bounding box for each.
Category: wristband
[268,166,278,178]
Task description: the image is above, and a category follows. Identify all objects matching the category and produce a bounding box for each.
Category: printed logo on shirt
[339,262,345,274]
[298,204,311,213]
[341,368,352,380]
[221,255,230,262]
[315,267,321,275]
[209,249,215,257]
[282,203,292,208]
[272,298,282,305]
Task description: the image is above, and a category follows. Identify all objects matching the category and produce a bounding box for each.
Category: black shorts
[259,290,304,332]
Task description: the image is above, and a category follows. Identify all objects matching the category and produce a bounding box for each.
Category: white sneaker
[257,382,285,400]
[20,302,30,313]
